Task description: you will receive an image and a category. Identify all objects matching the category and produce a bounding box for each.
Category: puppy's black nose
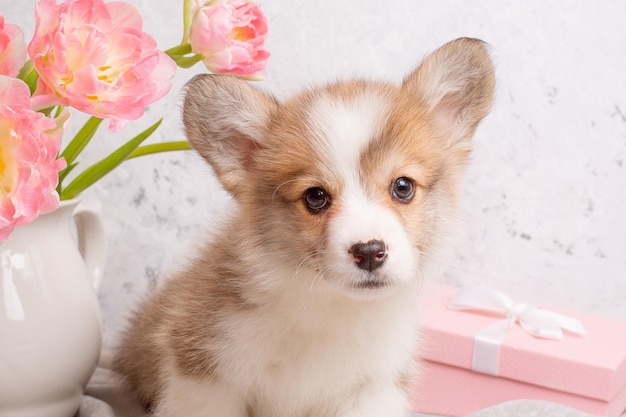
[349,240,387,272]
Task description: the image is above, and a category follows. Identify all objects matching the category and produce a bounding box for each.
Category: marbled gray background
[3,0,625,350]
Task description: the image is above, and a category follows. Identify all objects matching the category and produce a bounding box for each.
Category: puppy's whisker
[308,267,335,312]
[291,249,328,308]
[271,178,302,203]
[292,250,324,280]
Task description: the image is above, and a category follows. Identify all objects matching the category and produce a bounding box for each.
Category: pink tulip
[28,0,177,132]
[189,0,269,78]
[0,76,68,242]
[0,15,28,77]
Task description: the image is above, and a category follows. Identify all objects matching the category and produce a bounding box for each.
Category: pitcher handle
[72,199,107,290]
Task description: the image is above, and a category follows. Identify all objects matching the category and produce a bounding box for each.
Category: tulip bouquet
[0,0,270,241]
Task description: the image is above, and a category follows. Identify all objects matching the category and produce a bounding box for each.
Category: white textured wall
[3,0,625,349]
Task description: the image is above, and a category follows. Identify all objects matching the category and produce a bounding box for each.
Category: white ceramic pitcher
[0,198,106,417]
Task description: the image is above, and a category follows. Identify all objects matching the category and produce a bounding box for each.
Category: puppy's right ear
[183,74,278,196]
[403,38,495,152]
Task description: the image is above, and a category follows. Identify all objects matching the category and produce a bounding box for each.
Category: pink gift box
[411,285,626,417]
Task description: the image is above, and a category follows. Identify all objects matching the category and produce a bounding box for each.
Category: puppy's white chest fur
[114,38,495,417]
[157,266,419,417]
[228,285,418,416]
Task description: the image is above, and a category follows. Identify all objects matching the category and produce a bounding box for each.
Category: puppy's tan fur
[115,38,495,417]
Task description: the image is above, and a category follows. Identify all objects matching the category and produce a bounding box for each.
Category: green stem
[57,162,79,192]
[53,106,65,118]
[182,0,193,44]
[127,141,192,159]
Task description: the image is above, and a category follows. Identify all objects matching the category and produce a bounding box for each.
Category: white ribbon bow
[448,285,587,375]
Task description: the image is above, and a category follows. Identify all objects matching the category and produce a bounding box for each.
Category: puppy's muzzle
[349,240,388,272]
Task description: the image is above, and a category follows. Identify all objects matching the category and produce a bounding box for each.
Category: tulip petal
[0,76,66,241]
[0,16,28,77]
[189,0,269,77]
[28,0,176,131]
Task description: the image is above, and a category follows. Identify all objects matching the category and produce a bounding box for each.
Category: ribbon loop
[448,285,587,375]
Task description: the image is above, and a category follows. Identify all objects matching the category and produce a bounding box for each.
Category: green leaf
[17,60,39,95]
[163,43,201,68]
[127,141,192,159]
[39,106,56,117]
[165,43,192,57]
[60,116,103,166]
[57,117,103,189]
[173,53,204,69]
[59,119,163,200]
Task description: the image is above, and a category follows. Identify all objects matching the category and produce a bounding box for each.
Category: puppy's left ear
[403,37,495,150]
[183,74,278,197]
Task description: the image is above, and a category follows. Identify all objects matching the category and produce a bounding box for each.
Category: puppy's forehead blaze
[263,83,440,203]
[303,87,393,181]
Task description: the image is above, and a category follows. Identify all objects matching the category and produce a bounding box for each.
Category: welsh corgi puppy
[114,37,495,417]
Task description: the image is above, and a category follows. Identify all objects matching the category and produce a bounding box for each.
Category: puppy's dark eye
[303,187,331,214]
[391,177,415,203]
